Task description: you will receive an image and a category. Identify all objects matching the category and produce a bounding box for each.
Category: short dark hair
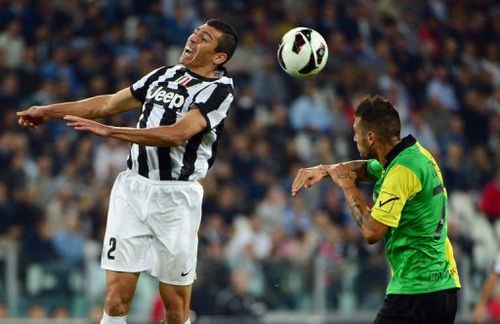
[206,19,238,65]
[355,95,401,143]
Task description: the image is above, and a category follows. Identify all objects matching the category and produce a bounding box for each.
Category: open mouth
[183,46,195,60]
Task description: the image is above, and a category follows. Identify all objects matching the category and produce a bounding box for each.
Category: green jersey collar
[384,134,417,168]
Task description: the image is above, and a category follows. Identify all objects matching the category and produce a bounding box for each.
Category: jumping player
[18,19,238,324]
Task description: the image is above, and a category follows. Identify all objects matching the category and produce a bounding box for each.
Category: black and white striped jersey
[127,64,234,181]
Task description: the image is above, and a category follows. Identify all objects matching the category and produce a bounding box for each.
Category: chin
[359,151,372,159]
[180,55,193,66]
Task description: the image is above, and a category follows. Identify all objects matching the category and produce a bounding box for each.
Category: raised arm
[65,106,208,147]
[338,160,371,182]
[17,87,141,128]
[291,160,370,196]
[323,163,388,244]
[292,160,387,244]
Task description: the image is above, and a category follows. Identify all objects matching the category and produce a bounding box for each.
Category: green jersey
[367,135,461,294]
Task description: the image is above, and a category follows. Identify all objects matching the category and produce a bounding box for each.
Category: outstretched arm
[17,87,141,128]
[65,107,207,147]
[322,163,388,244]
[291,160,371,196]
[342,160,371,182]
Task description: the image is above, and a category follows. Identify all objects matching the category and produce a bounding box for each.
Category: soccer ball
[277,27,329,78]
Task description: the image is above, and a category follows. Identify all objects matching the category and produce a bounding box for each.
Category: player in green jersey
[292,95,460,323]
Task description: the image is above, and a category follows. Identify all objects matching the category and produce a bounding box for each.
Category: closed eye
[202,33,212,42]
[193,27,212,42]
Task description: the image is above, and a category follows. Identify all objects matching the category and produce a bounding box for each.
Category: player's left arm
[64,107,207,146]
[342,186,388,244]
[324,163,388,244]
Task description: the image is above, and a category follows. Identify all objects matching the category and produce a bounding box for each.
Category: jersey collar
[384,134,417,168]
[184,67,227,81]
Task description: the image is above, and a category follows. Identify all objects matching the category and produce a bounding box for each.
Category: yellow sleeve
[371,164,422,227]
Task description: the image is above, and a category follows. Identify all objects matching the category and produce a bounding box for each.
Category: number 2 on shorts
[107,237,117,260]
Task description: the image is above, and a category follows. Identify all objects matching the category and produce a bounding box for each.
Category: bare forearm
[342,185,371,228]
[108,126,183,147]
[478,273,498,304]
[322,163,386,244]
[342,160,370,181]
[42,95,113,120]
[322,160,369,182]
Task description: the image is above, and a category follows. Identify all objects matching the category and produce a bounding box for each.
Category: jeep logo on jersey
[146,83,187,110]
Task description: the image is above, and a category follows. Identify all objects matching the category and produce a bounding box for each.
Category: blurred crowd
[0,0,499,321]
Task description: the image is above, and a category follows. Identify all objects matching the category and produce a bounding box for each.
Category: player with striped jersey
[292,95,460,323]
[18,19,238,324]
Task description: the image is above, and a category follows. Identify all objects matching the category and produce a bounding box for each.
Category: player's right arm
[291,160,370,196]
[339,160,371,181]
[17,87,141,129]
[473,271,498,324]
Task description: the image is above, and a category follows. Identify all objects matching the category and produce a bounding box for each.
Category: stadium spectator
[289,80,334,134]
[0,19,24,69]
[480,167,500,224]
[214,268,265,320]
[426,64,460,112]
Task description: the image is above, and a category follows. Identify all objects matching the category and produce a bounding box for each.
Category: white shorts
[101,170,203,285]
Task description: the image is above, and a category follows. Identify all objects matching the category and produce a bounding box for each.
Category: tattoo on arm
[342,160,369,182]
[343,186,369,229]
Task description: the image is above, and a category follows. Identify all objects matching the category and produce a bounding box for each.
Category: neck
[376,138,401,165]
[186,64,217,78]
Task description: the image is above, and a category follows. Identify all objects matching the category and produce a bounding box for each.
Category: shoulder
[393,145,430,173]
[215,67,234,88]
[207,76,235,98]
[385,164,420,184]
[162,64,186,76]
[382,163,423,197]
[367,159,383,180]
[138,65,178,80]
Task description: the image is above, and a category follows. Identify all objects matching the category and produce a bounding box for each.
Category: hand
[64,115,111,137]
[291,165,328,196]
[17,106,50,129]
[325,163,357,189]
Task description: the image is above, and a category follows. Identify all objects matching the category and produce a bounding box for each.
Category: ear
[213,53,227,65]
[367,131,375,145]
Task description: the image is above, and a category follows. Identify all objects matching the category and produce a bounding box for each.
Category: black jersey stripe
[137,146,148,177]
[127,155,132,169]
[157,108,178,180]
[157,147,172,180]
[185,77,205,88]
[207,121,224,169]
[137,101,154,177]
[178,132,204,180]
[195,85,232,113]
[131,67,168,102]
